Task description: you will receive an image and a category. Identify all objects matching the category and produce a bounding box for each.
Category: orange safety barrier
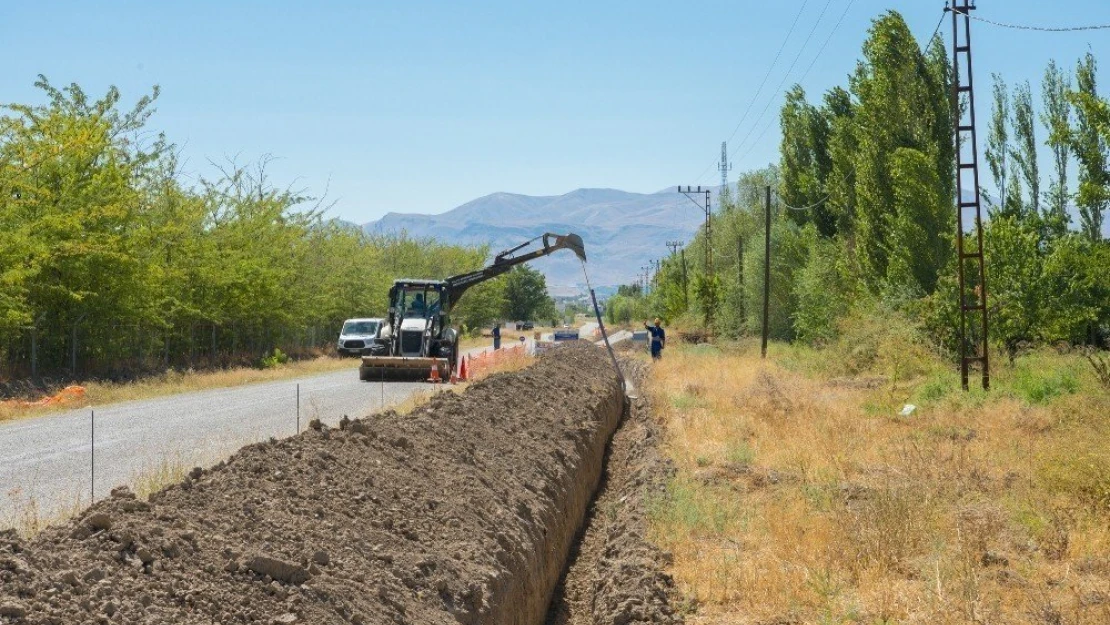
[1,385,87,408]
[467,344,528,380]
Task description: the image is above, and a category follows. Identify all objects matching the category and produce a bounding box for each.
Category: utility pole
[679,249,689,308]
[950,0,990,390]
[677,186,714,277]
[737,235,744,321]
[666,240,681,257]
[761,186,771,359]
[718,142,732,192]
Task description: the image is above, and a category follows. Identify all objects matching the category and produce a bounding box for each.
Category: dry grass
[0,356,357,423]
[648,342,1110,625]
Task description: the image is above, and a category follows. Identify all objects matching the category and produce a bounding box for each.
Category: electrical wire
[796,0,857,86]
[777,160,859,211]
[729,0,854,167]
[950,7,1110,32]
[690,0,814,184]
[927,9,946,43]
[728,0,837,164]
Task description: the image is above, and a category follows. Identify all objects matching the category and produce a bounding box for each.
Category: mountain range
[361,187,1108,295]
[362,188,718,293]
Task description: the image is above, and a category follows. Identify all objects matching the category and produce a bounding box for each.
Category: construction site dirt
[0,343,682,624]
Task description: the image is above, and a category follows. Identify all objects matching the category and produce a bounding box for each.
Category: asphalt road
[0,364,429,523]
[0,337,627,525]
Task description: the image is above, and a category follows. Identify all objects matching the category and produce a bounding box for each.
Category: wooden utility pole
[677,186,713,277]
[679,249,689,308]
[761,186,771,359]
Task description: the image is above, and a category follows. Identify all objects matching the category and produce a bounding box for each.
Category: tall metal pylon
[718,142,732,191]
[950,0,990,390]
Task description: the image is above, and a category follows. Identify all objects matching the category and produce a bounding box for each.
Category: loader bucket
[360,356,450,382]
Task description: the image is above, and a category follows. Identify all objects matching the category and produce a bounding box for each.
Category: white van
[336,318,383,356]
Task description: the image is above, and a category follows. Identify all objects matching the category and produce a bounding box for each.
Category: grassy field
[0,356,358,423]
[648,340,1110,624]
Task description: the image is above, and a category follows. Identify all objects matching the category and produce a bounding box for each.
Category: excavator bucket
[553,233,587,262]
[359,356,450,382]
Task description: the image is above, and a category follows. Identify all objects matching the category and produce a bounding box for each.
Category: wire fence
[0,322,334,391]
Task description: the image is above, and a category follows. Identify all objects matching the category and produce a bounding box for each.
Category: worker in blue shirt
[644,318,665,360]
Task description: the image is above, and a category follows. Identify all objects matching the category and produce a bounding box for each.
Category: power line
[796,0,857,86]
[927,9,946,42]
[728,0,837,164]
[729,0,854,168]
[776,160,859,211]
[691,0,814,184]
[950,7,1110,32]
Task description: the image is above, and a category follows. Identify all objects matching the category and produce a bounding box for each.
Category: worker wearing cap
[644,318,665,360]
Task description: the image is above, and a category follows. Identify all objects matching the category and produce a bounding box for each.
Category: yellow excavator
[359,232,586,381]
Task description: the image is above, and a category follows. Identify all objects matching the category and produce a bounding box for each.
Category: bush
[1009,362,1079,404]
[259,348,290,369]
[827,302,936,382]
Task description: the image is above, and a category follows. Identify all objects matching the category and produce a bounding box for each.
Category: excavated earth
[0,342,682,624]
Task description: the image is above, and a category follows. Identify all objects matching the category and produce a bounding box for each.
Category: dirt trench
[545,356,683,625]
[0,342,680,624]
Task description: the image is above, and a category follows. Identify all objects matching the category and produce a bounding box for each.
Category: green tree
[1011,81,1040,219]
[849,12,953,292]
[1042,59,1073,235]
[502,265,550,322]
[779,85,836,236]
[985,216,1045,363]
[1070,52,1109,242]
[985,74,1010,211]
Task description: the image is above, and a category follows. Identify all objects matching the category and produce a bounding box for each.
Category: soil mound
[0,343,623,625]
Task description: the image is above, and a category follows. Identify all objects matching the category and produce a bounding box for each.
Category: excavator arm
[442,232,586,310]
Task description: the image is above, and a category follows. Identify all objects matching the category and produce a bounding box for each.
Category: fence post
[90,409,95,503]
[30,324,38,381]
[71,322,78,375]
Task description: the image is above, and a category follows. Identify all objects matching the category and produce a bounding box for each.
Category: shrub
[1009,362,1079,404]
[259,348,290,369]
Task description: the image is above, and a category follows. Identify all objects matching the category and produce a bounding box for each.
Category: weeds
[1085,351,1110,392]
[648,343,1110,624]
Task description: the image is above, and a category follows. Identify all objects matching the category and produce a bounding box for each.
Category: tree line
[613,10,1108,359]
[0,78,542,383]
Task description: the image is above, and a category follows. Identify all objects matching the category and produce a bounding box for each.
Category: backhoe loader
[359,232,586,381]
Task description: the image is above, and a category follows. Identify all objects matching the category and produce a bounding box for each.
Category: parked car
[336,318,383,356]
[519,321,535,330]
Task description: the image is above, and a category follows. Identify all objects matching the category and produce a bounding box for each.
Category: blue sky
[1,1,1107,223]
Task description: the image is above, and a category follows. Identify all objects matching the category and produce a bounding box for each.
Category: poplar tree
[1070,52,1109,241]
[1041,60,1072,235]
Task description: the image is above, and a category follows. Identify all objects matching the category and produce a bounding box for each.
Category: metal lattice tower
[718,142,732,191]
[950,0,990,390]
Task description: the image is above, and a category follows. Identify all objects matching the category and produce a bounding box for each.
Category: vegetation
[0,78,541,386]
[635,10,1110,622]
[620,11,1107,359]
[649,338,1110,624]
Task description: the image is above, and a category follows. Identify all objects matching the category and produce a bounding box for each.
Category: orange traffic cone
[459,356,469,381]
[428,363,442,383]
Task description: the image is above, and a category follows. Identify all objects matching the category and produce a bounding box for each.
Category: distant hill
[362,188,718,290]
[361,188,1107,293]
